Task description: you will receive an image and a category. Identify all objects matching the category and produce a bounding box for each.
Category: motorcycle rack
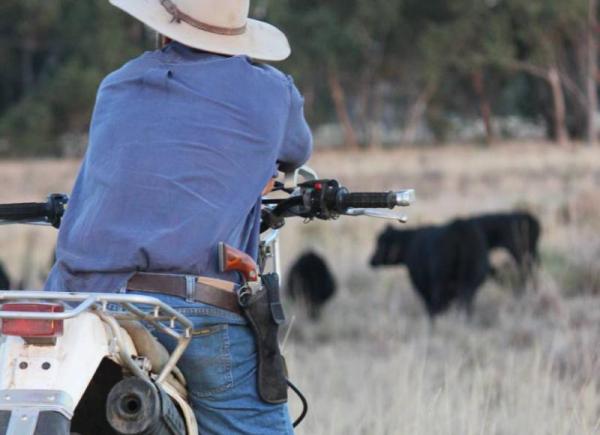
[0,291,193,385]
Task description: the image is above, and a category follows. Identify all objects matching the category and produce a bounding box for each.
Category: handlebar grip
[0,202,49,221]
[338,192,397,210]
[337,189,415,211]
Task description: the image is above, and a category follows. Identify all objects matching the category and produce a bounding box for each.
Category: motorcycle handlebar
[0,194,68,228]
[0,181,412,232]
[262,180,414,228]
[0,202,49,221]
[337,190,414,210]
[338,192,395,209]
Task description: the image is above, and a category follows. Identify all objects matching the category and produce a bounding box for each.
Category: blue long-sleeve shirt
[45,42,312,293]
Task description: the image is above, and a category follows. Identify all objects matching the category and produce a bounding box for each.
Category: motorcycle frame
[257,165,321,279]
[259,229,281,277]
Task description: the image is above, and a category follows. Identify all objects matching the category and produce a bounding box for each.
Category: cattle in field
[0,262,10,290]
[468,211,541,291]
[285,251,337,320]
[370,219,489,318]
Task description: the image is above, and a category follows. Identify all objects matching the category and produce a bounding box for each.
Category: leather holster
[241,273,288,404]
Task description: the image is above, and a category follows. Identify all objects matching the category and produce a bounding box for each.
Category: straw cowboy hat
[109,0,291,61]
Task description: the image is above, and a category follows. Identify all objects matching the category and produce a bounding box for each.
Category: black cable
[272,195,304,217]
[287,379,308,428]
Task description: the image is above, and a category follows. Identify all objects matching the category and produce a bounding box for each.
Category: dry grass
[0,143,599,434]
[279,143,600,434]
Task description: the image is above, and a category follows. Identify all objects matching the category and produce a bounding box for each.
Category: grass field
[0,143,599,434]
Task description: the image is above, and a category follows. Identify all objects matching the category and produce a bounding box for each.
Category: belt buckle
[185,275,196,302]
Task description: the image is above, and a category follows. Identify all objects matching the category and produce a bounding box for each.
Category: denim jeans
[133,292,294,435]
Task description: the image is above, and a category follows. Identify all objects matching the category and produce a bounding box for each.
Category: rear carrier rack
[0,291,193,384]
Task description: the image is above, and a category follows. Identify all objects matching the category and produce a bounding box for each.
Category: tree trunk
[328,68,359,149]
[587,0,598,145]
[547,66,569,146]
[303,84,315,118]
[355,77,372,147]
[367,87,384,148]
[403,82,436,144]
[471,70,495,144]
[356,44,385,148]
[21,39,36,92]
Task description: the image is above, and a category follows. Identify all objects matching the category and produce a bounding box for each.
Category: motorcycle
[0,167,414,435]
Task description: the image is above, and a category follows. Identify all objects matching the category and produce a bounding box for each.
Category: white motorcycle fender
[0,312,127,423]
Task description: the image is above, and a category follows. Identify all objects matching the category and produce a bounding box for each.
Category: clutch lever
[0,220,53,226]
[344,208,408,223]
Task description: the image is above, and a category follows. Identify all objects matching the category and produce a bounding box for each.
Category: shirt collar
[164,41,229,60]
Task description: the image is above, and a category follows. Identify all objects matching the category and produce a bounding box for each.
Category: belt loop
[185,276,196,302]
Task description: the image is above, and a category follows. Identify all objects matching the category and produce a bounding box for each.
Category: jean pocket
[179,324,234,398]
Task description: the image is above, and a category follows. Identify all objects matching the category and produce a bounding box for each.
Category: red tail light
[1,303,64,339]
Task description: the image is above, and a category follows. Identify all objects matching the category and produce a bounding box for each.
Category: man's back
[45,42,312,293]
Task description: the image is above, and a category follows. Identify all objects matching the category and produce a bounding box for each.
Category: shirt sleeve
[277,76,313,173]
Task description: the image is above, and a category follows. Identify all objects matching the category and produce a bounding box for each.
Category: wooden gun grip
[218,242,259,282]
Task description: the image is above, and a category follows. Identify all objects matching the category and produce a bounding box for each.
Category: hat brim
[110,0,291,62]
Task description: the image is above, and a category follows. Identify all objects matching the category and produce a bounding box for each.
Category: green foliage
[0,98,54,155]
[0,0,595,153]
[0,0,152,157]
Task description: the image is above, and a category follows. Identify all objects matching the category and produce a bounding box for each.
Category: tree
[587,0,598,145]
[269,1,359,148]
[0,0,152,156]
[1,0,598,154]
[494,0,589,145]
[414,0,511,143]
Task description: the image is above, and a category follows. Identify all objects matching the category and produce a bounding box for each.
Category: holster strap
[127,272,241,315]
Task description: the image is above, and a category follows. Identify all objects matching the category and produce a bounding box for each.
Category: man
[45,0,312,433]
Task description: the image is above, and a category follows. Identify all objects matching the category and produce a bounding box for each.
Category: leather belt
[127,272,242,315]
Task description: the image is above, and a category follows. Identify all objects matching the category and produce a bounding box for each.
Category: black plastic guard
[0,411,70,435]
[0,411,10,433]
[242,273,288,404]
[34,412,70,434]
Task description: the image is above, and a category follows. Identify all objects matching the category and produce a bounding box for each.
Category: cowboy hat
[109,0,291,61]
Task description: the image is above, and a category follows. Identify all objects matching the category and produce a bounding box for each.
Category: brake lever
[344,208,408,223]
[0,220,52,226]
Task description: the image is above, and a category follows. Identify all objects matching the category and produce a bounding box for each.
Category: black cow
[285,251,337,320]
[370,219,489,318]
[0,262,10,290]
[469,212,541,290]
